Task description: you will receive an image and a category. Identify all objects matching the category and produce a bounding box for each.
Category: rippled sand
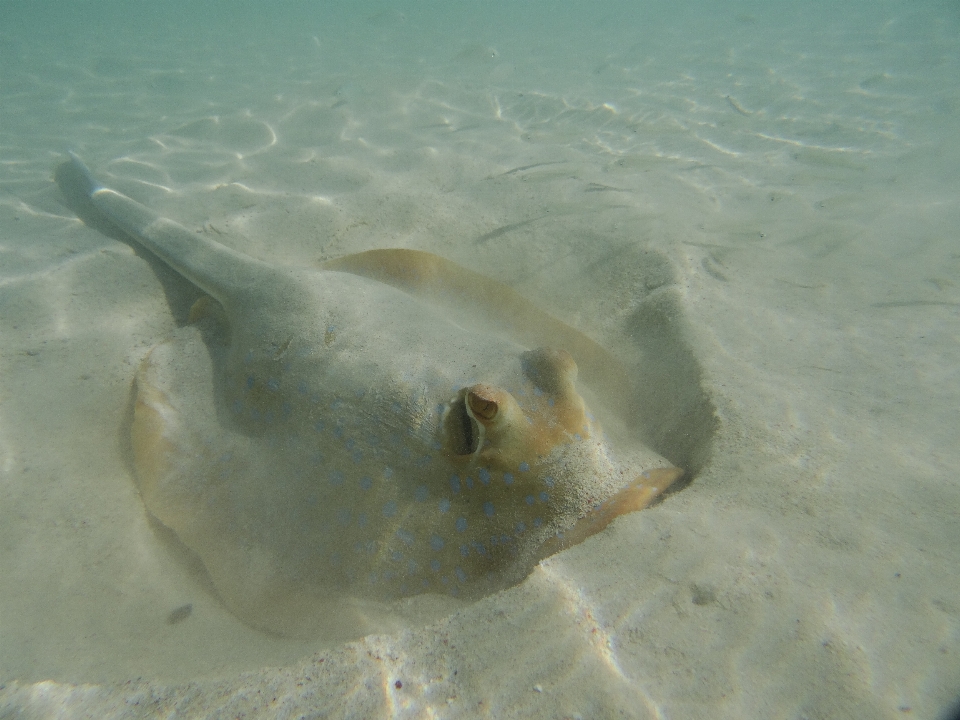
[1,2,958,718]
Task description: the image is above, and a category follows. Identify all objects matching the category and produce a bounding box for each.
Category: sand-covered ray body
[56,154,681,636]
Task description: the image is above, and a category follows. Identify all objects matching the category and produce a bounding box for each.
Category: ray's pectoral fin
[128,322,236,543]
[536,466,684,560]
[130,329,211,531]
[321,248,632,413]
[187,294,227,326]
[130,376,179,517]
[132,297,228,520]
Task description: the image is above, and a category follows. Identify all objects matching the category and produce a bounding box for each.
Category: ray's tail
[55,153,271,307]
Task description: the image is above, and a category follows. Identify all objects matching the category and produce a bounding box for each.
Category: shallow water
[2,1,959,717]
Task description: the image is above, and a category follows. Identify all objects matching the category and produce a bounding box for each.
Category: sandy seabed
[2,2,959,718]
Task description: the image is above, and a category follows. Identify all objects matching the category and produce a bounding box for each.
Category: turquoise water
[2,1,959,717]
[6,1,957,179]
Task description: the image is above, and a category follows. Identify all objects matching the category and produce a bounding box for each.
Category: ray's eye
[444,386,504,457]
[467,391,498,421]
[445,394,481,456]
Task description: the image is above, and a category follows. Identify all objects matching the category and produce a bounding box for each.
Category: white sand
[2,2,959,718]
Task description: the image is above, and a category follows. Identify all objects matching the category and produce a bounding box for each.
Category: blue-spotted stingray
[56,154,682,636]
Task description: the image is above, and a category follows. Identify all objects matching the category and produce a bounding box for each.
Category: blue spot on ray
[456,517,467,532]
[483,501,495,518]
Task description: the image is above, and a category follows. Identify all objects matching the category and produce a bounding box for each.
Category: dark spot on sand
[691,584,716,606]
[167,603,193,624]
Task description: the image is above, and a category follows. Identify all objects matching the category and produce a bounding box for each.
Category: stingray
[55,153,682,636]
